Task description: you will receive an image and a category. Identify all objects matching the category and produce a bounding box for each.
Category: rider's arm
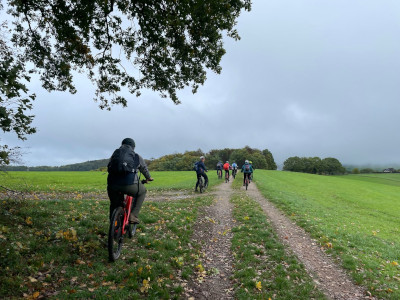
[138,154,153,180]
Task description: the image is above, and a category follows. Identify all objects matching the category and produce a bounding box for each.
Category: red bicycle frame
[121,195,133,235]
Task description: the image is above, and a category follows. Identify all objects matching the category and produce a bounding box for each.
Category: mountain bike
[217,169,222,179]
[232,168,237,179]
[108,179,149,262]
[225,170,229,183]
[197,174,207,193]
[244,173,250,190]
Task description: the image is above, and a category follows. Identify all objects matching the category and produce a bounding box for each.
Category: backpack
[245,164,250,172]
[193,161,199,172]
[108,145,139,174]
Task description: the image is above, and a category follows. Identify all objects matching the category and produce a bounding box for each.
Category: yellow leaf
[243,216,250,220]
[138,267,143,274]
[196,264,205,273]
[32,291,40,299]
[256,281,262,291]
[25,217,33,225]
[391,261,398,266]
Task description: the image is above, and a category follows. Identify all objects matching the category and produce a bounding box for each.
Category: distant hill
[4,159,109,171]
[343,164,400,173]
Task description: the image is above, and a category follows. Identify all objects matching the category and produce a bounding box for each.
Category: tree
[360,168,374,174]
[4,0,251,108]
[320,157,345,175]
[283,156,304,172]
[352,168,360,174]
[1,1,251,165]
[1,22,36,167]
[262,149,277,170]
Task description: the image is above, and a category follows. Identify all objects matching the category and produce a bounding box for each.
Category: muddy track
[245,182,373,300]
[186,180,235,299]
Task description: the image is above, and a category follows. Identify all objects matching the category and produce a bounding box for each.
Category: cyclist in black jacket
[107,138,153,224]
[195,156,208,191]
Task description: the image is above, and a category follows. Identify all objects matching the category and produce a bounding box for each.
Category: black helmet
[121,138,135,149]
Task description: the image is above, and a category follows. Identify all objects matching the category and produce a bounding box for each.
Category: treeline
[148,146,277,171]
[4,159,109,171]
[283,156,345,175]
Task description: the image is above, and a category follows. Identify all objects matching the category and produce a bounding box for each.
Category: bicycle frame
[121,195,133,235]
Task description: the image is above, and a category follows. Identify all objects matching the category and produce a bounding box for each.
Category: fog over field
[2,0,400,167]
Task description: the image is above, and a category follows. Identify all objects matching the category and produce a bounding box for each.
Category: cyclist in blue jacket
[241,160,253,186]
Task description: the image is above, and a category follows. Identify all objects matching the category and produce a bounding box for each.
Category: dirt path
[186,180,235,299]
[245,182,372,300]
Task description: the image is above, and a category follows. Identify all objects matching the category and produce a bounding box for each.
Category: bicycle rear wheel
[108,207,124,262]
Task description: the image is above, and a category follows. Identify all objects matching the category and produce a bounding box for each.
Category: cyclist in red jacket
[223,161,231,180]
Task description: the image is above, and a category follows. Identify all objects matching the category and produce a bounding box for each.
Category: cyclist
[216,161,223,178]
[195,156,208,192]
[107,138,153,224]
[223,161,230,180]
[232,162,238,177]
[249,160,254,181]
[241,160,253,186]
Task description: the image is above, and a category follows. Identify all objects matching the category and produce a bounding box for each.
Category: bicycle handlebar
[141,178,154,184]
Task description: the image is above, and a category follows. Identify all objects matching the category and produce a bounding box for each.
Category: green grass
[0,195,213,299]
[255,170,400,299]
[0,171,219,193]
[338,173,400,188]
[229,181,325,299]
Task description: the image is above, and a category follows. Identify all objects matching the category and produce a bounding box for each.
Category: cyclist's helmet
[249,161,253,164]
[245,160,249,164]
[200,156,205,160]
[122,138,135,149]
[226,161,229,163]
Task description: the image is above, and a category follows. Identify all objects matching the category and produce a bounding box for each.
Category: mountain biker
[107,138,153,224]
[223,161,230,179]
[195,156,208,192]
[232,162,238,176]
[249,160,254,181]
[216,161,223,177]
[241,160,253,186]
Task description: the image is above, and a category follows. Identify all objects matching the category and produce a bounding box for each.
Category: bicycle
[244,173,250,190]
[232,168,237,179]
[217,169,222,179]
[225,170,229,183]
[108,179,149,262]
[196,175,207,193]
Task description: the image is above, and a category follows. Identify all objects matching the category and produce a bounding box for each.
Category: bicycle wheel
[199,177,204,193]
[108,207,124,262]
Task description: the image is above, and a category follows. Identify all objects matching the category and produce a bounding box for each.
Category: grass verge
[230,190,325,299]
[255,170,400,299]
[0,195,213,299]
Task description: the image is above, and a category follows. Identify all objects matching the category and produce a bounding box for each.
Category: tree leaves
[5,0,252,108]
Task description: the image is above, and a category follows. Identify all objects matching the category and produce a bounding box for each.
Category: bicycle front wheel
[108,207,124,262]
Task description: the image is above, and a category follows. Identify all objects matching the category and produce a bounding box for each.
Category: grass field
[0,195,214,298]
[0,171,219,193]
[254,170,400,299]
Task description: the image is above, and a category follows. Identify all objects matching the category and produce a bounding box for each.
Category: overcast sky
[3,0,400,167]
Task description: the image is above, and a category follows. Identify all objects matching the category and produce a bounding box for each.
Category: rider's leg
[107,186,124,221]
[119,182,147,223]
[203,172,209,187]
[195,173,201,190]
